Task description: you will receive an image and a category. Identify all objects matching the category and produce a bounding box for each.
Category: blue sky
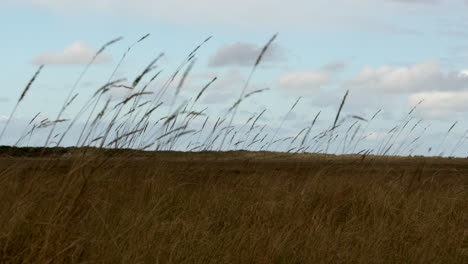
[1,0,468,156]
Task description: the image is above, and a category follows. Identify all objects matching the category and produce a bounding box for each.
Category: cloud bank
[277,71,332,95]
[208,42,284,67]
[32,41,112,65]
[408,91,468,118]
[346,62,468,93]
[9,0,463,30]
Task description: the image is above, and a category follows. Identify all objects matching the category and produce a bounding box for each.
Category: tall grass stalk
[0,65,44,141]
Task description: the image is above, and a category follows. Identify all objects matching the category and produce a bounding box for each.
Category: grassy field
[1,34,467,263]
[0,147,466,263]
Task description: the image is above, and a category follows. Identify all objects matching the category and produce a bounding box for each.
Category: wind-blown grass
[1,34,465,157]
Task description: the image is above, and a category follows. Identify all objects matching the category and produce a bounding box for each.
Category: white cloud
[460,70,468,76]
[277,71,332,95]
[0,115,10,121]
[347,62,468,93]
[208,42,284,67]
[408,91,468,118]
[32,41,112,65]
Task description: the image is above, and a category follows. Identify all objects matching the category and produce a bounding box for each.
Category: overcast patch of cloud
[0,97,9,103]
[277,70,333,96]
[0,115,10,121]
[208,42,285,67]
[8,0,442,33]
[32,41,112,65]
[346,61,468,93]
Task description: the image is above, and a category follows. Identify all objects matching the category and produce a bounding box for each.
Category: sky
[0,0,468,156]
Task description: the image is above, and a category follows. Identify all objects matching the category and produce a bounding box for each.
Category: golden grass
[0,150,466,263]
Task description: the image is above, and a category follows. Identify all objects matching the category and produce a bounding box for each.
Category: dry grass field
[1,34,467,263]
[0,147,466,263]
